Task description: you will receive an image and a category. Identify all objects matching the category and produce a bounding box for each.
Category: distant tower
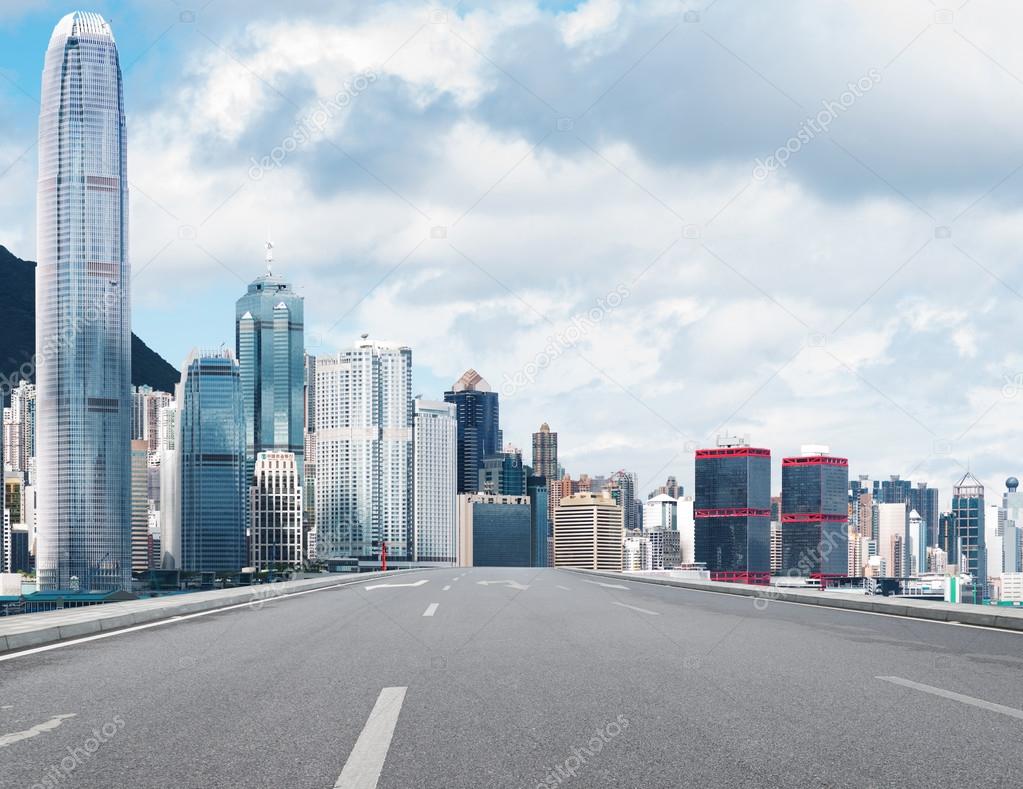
[531,423,558,481]
[36,12,132,591]
[444,370,500,493]
[952,471,986,598]
[236,243,305,480]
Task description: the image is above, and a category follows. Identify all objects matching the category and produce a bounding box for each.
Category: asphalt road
[2,567,1023,788]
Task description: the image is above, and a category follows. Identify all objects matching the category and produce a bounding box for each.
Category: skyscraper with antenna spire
[236,242,305,483]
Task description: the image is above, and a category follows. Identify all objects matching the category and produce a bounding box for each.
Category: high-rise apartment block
[413,399,457,566]
[531,423,558,481]
[315,340,412,566]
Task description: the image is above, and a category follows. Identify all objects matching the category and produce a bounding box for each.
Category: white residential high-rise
[413,399,457,566]
[623,530,652,571]
[36,12,132,591]
[249,451,303,570]
[677,496,695,565]
[877,502,907,577]
[986,501,1004,579]
[908,509,926,575]
[643,494,677,531]
[315,339,412,566]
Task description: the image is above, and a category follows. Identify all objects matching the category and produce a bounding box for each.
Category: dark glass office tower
[873,475,911,504]
[527,475,549,568]
[781,455,849,576]
[480,450,526,496]
[444,369,500,493]
[694,445,771,578]
[177,350,247,573]
[236,253,304,481]
[952,472,986,599]
[908,482,940,549]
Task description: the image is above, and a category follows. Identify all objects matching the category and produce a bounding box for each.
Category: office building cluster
[2,13,1021,608]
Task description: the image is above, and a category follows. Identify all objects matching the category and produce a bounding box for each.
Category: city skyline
[3,3,1023,494]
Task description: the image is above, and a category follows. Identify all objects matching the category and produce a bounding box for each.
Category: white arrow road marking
[442,585,451,591]
[364,579,430,591]
[423,604,439,617]
[582,580,629,590]
[0,714,76,747]
[334,687,407,789]
[613,602,659,616]
[877,676,1023,720]
[476,580,530,591]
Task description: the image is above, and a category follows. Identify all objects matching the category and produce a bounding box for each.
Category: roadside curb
[0,569,424,655]
[565,569,1023,632]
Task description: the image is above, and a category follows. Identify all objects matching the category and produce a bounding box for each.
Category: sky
[3,0,1023,504]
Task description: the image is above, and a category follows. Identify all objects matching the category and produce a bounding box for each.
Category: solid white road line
[877,676,1023,720]
[556,585,571,591]
[334,687,408,789]
[423,603,439,617]
[0,714,76,748]
[442,585,451,591]
[364,579,429,591]
[613,602,660,616]
[582,580,629,590]
[0,576,403,663]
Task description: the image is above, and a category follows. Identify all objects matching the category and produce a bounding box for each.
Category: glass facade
[694,448,771,573]
[444,371,500,494]
[527,476,549,568]
[178,351,247,573]
[472,500,531,567]
[780,457,849,576]
[952,472,986,592]
[236,273,304,480]
[694,449,771,511]
[36,13,132,591]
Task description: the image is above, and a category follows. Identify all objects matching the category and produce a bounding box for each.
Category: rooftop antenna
[265,234,274,277]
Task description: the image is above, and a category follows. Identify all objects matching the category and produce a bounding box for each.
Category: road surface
[1,567,1022,788]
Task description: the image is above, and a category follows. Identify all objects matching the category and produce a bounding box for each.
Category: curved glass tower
[35,12,132,591]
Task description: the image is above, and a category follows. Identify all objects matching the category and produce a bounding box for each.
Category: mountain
[0,245,179,394]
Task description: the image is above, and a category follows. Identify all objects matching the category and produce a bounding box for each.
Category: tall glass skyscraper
[236,256,305,480]
[35,12,131,591]
[444,370,500,494]
[952,471,986,597]
[176,350,247,573]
